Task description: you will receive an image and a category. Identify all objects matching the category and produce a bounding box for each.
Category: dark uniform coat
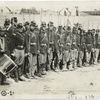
[29,28,39,55]
[85,32,94,52]
[62,30,72,51]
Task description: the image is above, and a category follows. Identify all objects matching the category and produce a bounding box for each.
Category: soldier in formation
[0,17,100,85]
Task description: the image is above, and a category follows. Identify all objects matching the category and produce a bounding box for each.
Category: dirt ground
[0,64,100,99]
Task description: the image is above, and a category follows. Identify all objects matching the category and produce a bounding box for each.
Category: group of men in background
[0,17,100,85]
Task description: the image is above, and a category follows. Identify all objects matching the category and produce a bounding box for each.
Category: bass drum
[0,54,17,75]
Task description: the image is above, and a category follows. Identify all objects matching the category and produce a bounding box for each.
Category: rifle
[46,27,50,71]
[37,30,40,73]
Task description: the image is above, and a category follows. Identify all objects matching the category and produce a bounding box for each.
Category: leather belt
[30,43,36,45]
[16,45,24,50]
[41,44,46,46]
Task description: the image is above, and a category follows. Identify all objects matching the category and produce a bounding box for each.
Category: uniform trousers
[39,53,47,72]
[77,50,84,67]
[63,50,70,64]
[71,49,78,68]
[94,48,99,64]
[63,50,71,69]
[86,44,92,64]
[48,48,53,69]
[14,49,24,77]
[28,53,37,77]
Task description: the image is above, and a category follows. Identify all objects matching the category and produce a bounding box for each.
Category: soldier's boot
[35,71,42,77]
[69,60,74,71]
[0,73,9,85]
[40,64,46,75]
[18,66,25,81]
[10,68,19,82]
[61,62,66,71]
[42,64,47,75]
[55,65,59,71]
[25,73,31,79]
[34,64,42,78]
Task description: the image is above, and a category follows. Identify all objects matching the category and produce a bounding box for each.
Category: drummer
[0,40,18,85]
[0,26,18,85]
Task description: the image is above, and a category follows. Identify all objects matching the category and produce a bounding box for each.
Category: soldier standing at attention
[47,22,56,71]
[28,23,39,78]
[0,27,18,85]
[71,26,78,69]
[6,17,19,82]
[62,26,72,70]
[24,21,31,79]
[81,30,87,66]
[85,30,94,65]
[13,23,26,81]
[56,26,64,70]
[94,29,100,64]
[90,29,96,65]
[76,28,85,67]
[39,26,48,75]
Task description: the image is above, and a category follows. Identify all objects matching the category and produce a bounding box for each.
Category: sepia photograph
[0,0,100,99]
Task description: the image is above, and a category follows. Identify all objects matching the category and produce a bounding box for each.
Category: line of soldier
[0,17,100,85]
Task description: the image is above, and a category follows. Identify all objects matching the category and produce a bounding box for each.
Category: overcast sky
[0,0,100,11]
